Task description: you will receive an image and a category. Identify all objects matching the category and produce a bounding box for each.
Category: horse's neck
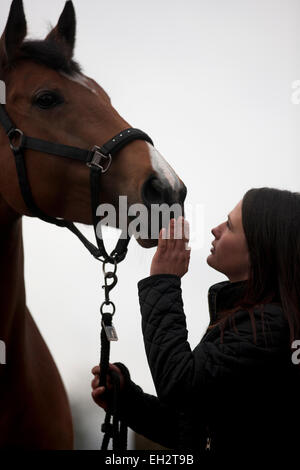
[0,195,26,341]
[0,195,74,449]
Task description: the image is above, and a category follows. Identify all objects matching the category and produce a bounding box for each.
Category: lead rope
[98,260,128,450]
[89,162,128,450]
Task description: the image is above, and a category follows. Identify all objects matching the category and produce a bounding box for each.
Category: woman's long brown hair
[206,187,300,347]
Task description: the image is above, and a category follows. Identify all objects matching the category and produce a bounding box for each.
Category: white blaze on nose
[146,142,181,192]
[60,71,98,95]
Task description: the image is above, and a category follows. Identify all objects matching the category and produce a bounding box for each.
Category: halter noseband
[0,103,154,264]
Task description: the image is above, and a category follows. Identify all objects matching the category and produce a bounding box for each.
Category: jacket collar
[207,280,247,324]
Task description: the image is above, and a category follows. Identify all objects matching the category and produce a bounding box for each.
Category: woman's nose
[211,226,218,238]
[211,224,223,238]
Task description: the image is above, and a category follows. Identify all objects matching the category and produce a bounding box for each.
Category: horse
[0,0,186,449]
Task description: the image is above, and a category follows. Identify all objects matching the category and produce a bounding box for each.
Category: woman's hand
[91,363,125,411]
[150,216,191,278]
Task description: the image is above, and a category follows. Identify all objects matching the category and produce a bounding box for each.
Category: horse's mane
[9,39,82,76]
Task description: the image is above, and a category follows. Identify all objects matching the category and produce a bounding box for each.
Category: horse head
[0,0,187,249]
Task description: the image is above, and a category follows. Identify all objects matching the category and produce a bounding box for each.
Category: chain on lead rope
[100,257,119,342]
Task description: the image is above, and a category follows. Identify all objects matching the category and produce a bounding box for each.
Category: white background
[1,0,300,449]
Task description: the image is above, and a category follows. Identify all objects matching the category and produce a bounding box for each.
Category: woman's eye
[34,92,63,109]
[226,221,230,229]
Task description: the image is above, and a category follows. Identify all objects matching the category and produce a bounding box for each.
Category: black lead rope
[101,371,128,451]
[99,265,128,450]
[0,103,154,450]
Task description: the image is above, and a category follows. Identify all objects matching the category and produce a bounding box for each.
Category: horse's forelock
[10,39,81,76]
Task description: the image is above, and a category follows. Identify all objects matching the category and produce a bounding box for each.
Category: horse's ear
[45,1,76,61]
[0,0,27,68]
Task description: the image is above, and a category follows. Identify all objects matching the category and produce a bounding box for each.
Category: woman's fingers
[91,365,100,375]
[91,375,99,389]
[158,226,167,251]
[167,218,176,248]
[173,216,190,251]
[159,217,191,254]
[167,218,175,238]
[91,386,106,398]
[91,386,107,410]
[91,363,122,391]
[91,364,124,413]
[91,363,114,376]
[91,374,113,390]
[91,366,100,389]
[177,216,189,241]
[183,218,190,241]
[91,386,108,411]
[167,217,189,241]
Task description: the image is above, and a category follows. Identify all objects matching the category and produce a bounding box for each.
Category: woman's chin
[206,253,215,267]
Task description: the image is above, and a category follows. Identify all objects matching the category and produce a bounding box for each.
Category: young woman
[91,187,300,458]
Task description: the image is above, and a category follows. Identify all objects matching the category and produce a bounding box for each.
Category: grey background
[1,0,300,449]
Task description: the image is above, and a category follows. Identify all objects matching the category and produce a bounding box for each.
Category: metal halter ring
[7,128,24,152]
[100,300,116,316]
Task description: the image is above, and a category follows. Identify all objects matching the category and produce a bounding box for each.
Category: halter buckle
[87,146,112,173]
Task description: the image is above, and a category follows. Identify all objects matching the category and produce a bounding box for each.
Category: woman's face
[207,199,250,282]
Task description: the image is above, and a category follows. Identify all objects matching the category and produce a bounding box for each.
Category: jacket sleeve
[137,274,290,406]
[112,362,178,449]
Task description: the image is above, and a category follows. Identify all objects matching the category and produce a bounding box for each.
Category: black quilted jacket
[114,274,300,457]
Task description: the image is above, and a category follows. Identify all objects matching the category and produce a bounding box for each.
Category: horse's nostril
[141,175,166,206]
[141,175,186,207]
[180,183,187,204]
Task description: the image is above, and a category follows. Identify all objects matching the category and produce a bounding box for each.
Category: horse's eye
[34,91,63,109]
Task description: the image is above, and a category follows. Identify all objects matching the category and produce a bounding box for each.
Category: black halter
[0,103,153,264]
